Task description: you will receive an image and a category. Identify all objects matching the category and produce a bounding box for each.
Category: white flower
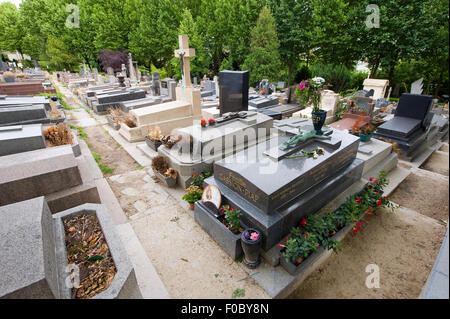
[312,77,325,84]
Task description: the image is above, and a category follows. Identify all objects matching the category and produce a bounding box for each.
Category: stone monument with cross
[118,35,202,142]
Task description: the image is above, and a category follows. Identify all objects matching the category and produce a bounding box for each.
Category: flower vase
[312,110,327,135]
[240,229,262,269]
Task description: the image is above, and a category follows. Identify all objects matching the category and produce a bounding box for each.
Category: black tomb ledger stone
[204,127,363,250]
[219,70,249,115]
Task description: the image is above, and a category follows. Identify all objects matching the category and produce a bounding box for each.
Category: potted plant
[145,126,163,151]
[107,108,124,130]
[200,118,208,128]
[161,135,181,149]
[3,71,16,83]
[208,118,216,126]
[295,77,331,135]
[44,123,74,146]
[151,155,178,187]
[241,229,262,269]
[183,185,203,210]
[121,113,137,128]
[359,125,376,142]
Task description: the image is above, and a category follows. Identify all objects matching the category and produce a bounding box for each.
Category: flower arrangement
[295,77,331,112]
[201,118,207,128]
[44,123,74,146]
[190,171,213,188]
[242,230,259,241]
[182,185,203,204]
[208,118,216,126]
[161,135,181,149]
[122,113,137,128]
[286,147,325,159]
[147,126,162,142]
[151,155,169,174]
[221,205,242,234]
[108,108,124,124]
[280,171,397,265]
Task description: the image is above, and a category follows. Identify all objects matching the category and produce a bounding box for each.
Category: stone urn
[312,110,327,135]
[241,229,262,269]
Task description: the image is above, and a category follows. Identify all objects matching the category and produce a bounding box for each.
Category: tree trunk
[370,57,380,78]
[388,62,396,85]
[434,70,444,99]
[287,60,294,86]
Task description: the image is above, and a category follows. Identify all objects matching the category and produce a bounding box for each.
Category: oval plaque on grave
[202,185,222,210]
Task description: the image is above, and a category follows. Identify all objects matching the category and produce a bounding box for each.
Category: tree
[268,0,314,85]
[46,36,79,70]
[97,50,128,73]
[242,7,282,86]
[0,2,25,57]
[170,9,210,79]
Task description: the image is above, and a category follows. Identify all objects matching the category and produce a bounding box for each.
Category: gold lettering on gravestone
[218,172,260,203]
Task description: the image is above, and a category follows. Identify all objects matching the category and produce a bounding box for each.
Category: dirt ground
[290,207,446,299]
[390,172,449,221]
[82,125,141,177]
[420,152,449,176]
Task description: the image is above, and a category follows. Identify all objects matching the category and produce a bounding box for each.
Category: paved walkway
[422,226,449,299]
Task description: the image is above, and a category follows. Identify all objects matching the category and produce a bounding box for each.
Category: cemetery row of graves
[0,35,448,299]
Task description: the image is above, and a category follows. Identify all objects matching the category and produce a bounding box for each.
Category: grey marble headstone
[411,78,423,95]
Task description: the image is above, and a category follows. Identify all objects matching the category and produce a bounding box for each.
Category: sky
[0,0,22,7]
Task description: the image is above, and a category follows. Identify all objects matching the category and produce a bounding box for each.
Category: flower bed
[279,171,397,275]
[63,212,116,299]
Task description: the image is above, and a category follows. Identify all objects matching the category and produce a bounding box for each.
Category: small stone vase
[241,229,262,269]
[312,110,327,135]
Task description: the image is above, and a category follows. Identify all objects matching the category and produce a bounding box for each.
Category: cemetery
[0,0,449,303]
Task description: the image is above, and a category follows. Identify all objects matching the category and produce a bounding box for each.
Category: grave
[0,124,81,157]
[374,93,434,160]
[156,111,274,187]
[329,95,374,131]
[195,123,363,257]
[118,35,202,142]
[363,79,389,100]
[0,104,65,127]
[0,197,141,299]
[92,89,147,114]
[292,90,340,124]
[0,81,56,96]
[0,145,100,213]
[0,95,51,108]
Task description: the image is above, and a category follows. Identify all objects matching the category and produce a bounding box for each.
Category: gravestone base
[203,158,364,254]
[356,138,394,176]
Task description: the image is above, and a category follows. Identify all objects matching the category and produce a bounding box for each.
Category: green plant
[231,288,245,299]
[295,77,331,112]
[280,171,397,264]
[222,205,242,231]
[311,63,352,93]
[92,152,114,175]
[190,171,213,187]
[182,186,203,204]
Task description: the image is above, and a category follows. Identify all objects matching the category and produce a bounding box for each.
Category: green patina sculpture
[280,129,331,151]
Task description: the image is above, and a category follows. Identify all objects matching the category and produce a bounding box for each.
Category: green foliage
[222,205,241,230]
[190,171,212,187]
[92,152,115,175]
[46,36,80,71]
[350,71,369,91]
[242,6,282,86]
[281,171,398,265]
[182,186,203,204]
[311,63,352,93]
[231,288,245,299]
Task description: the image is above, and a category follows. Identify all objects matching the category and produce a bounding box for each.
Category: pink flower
[250,232,259,241]
[299,82,306,90]
[356,198,361,204]
[369,177,374,182]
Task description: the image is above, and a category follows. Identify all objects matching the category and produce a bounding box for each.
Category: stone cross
[174,35,196,88]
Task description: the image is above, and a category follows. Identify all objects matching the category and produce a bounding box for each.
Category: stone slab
[0,146,82,207]
[0,197,58,298]
[0,124,46,156]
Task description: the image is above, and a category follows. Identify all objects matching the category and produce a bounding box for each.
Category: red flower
[369,177,374,182]
[377,199,382,206]
[356,222,361,228]
[208,118,216,124]
[356,198,362,204]
[200,186,204,190]
[374,180,379,184]
[318,246,321,249]
[278,244,285,248]
[300,218,307,227]
[353,228,360,234]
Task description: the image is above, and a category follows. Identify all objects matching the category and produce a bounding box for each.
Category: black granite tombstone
[374,93,434,159]
[219,70,249,115]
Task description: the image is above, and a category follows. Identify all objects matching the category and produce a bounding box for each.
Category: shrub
[311,63,352,93]
[350,71,369,91]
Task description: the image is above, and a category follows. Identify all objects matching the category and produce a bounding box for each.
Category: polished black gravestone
[219,70,249,115]
[202,126,362,251]
[374,93,433,158]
